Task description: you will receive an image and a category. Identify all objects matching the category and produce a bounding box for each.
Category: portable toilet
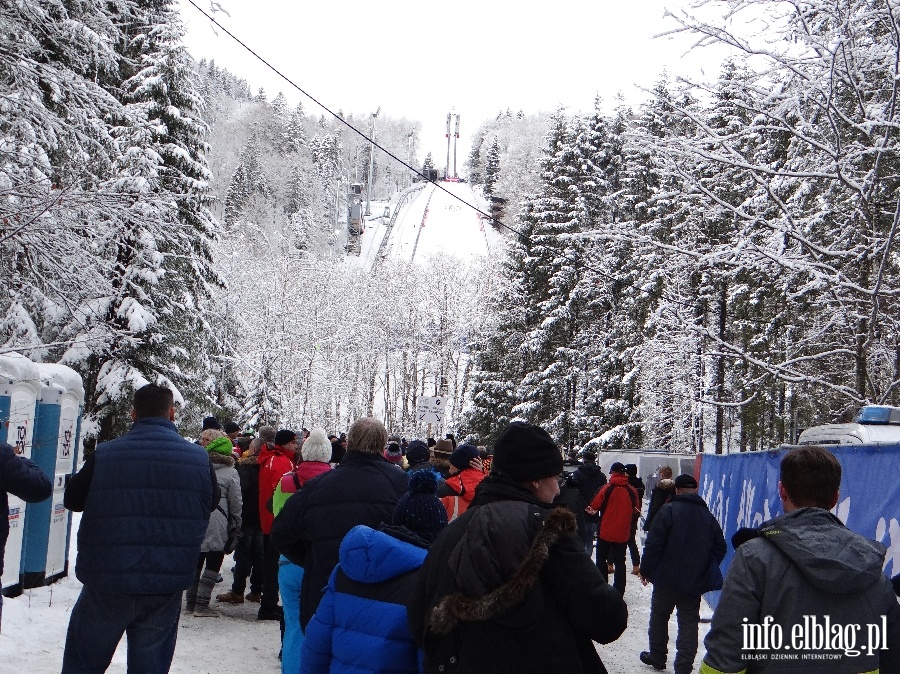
[22,363,83,588]
[0,353,41,595]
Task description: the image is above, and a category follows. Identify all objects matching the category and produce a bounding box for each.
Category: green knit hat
[206,437,234,456]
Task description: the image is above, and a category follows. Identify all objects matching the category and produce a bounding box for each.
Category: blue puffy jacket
[301,525,426,674]
[73,417,213,594]
[0,442,52,577]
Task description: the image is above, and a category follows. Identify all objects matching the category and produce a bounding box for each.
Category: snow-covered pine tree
[422,152,435,174]
[512,112,591,449]
[567,100,644,449]
[483,136,501,196]
[284,102,307,155]
[463,202,542,445]
[59,0,224,439]
[619,75,702,452]
[466,136,484,184]
[0,0,124,361]
[223,134,271,225]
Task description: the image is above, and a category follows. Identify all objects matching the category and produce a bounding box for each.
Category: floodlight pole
[445,112,452,180]
[365,107,380,216]
[407,130,415,189]
[452,114,461,178]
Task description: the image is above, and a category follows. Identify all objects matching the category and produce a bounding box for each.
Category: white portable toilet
[0,353,41,595]
[23,363,83,587]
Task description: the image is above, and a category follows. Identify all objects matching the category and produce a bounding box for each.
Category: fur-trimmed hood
[209,452,235,468]
[656,478,675,490]
[430,505,576,634]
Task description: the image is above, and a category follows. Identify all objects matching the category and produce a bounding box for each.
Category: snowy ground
[3,512,282,673]
[3,517,710,673]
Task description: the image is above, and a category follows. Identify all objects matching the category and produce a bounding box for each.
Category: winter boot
[183,567,202,613]
[632,564,641,576]
[639,651,665,671]
[193,569,220,617]
[245,592,261,603]
[215,590,244,604]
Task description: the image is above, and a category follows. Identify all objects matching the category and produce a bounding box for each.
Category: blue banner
[698,444,900,609]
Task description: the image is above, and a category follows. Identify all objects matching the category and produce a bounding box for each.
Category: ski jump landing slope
[360,182,503,269]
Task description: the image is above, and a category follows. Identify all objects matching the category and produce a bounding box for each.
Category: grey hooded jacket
[701,508,900,674]
[201,453,242,552]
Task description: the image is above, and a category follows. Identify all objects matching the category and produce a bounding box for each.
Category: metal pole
[445,112,451,180]
[407,131,414,189]
[366,107,379,216]
[452,114,460,178]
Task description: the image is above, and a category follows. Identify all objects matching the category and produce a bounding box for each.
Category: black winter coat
[643,479,675,531]
[641,493,726,597]
[627,475,646,501]
[271,450,408,628]
[554,474,588,542]
[407,474,627,674]
[573,463,607,523]
[235,456,261,531]
[0,442,51,577]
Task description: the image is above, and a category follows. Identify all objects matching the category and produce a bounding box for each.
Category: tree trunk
[715,286,727,454]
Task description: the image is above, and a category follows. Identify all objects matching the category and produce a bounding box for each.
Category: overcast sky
[176,0,729,168]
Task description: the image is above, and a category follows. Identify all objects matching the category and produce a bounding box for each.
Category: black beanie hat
[274,429,297,446]
[492,422,563,482]
[450,443,479,470]
[223,421,241,434]
[625,463,638,477]
[610,461,626,473]
[393,470,448,543]
[406,440,430,464]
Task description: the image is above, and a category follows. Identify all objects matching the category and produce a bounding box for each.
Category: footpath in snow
[3,515,711,673]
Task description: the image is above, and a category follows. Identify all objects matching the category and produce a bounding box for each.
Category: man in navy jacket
[639,474,726,674]
[62,384,217,674]
[271,416,408,629]
[0,440,51,628]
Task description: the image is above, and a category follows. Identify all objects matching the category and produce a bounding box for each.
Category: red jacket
[258,443,295,534]
[439,468,485,521]
[590,473,639,543]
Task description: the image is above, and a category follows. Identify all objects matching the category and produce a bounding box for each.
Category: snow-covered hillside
[358,182,503,270]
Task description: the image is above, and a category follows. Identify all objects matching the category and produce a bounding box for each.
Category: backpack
[594,483,639,518]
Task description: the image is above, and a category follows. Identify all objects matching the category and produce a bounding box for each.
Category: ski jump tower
[445,111,460,179]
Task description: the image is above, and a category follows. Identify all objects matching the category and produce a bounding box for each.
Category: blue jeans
[62,585,182,673]
[279,559,305,674]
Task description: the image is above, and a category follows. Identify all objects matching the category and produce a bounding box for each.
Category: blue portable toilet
[22,363,83,588]
[0,353,41,596]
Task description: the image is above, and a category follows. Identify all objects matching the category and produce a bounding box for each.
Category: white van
[797,405,900,445]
